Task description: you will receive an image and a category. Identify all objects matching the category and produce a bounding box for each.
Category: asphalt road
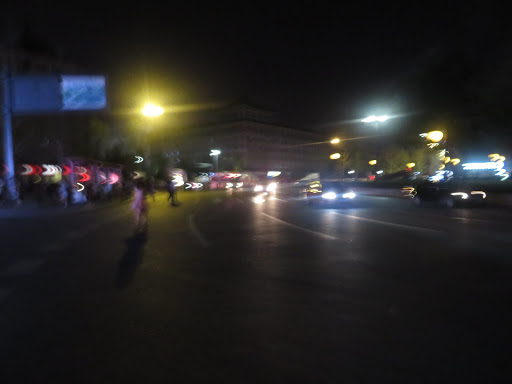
[1,189,511,383]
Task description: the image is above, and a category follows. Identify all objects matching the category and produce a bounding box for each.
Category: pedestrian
[132,181,148,231]
[148,177,156,201]
[167,179,178,206]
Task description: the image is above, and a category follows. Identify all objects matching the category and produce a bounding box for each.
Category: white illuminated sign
[462,162,502,170]
[267,171,281,177]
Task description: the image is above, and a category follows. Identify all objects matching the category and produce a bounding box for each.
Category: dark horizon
[2,2,511,130]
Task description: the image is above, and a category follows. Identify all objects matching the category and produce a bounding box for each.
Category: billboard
[61,75,107,110]
[9,75,107,113]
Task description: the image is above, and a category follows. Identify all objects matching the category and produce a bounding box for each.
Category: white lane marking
[272,197,287,202]
[0,289,11,305]
[333,212,441,233]
[260,212,338,240]
[188,214,212,247]
[1,258,45,276]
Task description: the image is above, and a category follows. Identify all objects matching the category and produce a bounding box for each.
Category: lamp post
[210,149,221,172]
[141,103,164,175]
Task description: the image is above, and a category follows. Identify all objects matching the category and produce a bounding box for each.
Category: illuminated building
[181,99,327,174]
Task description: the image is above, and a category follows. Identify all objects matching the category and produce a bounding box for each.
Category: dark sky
[3,1,509,128]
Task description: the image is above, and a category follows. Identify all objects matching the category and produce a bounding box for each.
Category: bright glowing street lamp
[330,138,340,144]
[362,115,389,123]
[426,130,444,142]
[369,160,377,165]
[210,149,221,171]
[330,153,341,160]
[142,103,164,117]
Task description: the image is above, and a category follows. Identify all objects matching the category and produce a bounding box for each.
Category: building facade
[181,100,328,176]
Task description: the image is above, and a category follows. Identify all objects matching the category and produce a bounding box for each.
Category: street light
[330,153,341,160]
[426,130,444,142]
[369,160,377,165]
[210,149,221,171]
[362,115,389,123]
[142,103,164,117]
[330,138,340,144]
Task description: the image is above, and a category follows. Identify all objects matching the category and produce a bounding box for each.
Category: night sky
[2,2,509,128]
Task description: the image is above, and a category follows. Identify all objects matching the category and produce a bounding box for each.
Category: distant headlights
[322,192,337,200]
[342,192,356,199]
[451,192,468,199]
[254,185,264,192]
[266,182,277,192]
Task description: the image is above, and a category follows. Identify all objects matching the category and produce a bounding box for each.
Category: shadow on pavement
[117,230,147,289]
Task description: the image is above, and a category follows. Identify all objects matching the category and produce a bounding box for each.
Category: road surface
[1,190,511,382]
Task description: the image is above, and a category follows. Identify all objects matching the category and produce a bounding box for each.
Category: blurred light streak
[451,192,468,199]
[406,163,415,168]
[451,158,460,165]
[109,173,120,185]
[76,183,84,192]
[172,173,185,187]
[134,155,144,163]
[330,153,341,160]
[471,191,486,199]
[78,173,91,182]
[266,182,277,192]
[254,185,263,192]
[62,165,72,175]
[21,164,34,176]
[369,160,377,165]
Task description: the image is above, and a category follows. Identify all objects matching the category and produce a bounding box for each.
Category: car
[305,180,356,206]
[410,181,487,208]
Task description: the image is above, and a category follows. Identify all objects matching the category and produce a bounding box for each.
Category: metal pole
[2,66,18,202]
[215,154,218,172]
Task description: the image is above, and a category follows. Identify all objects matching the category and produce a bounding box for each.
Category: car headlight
[451,192,468,199]
[342,192,356,199]
[266,182,277,192]
[254,185,263,192]
[322,192,337,200]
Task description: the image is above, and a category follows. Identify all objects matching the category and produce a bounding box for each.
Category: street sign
[10,75,61,113]
[9,75,107,113]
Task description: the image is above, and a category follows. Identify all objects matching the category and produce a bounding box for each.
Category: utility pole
[2,65,18,202]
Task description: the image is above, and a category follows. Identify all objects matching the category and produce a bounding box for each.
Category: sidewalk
[0,196,131,219]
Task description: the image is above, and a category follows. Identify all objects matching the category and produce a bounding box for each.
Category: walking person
[167,179,178,206]
[132,181,148,231]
